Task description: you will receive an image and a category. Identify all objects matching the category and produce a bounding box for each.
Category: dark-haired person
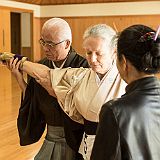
[91,24,160,160]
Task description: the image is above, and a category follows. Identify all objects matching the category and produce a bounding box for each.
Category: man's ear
[65,40,71,49]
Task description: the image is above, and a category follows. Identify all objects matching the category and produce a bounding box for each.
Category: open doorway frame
[10,8,33,61]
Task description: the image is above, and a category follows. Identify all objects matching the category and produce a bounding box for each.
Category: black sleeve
[17,78,46,146]
[91,102,121,160]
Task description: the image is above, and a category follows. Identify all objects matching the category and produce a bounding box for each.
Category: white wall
[0,0,160,17]
[41,1,160,17]
[21,13,31,47]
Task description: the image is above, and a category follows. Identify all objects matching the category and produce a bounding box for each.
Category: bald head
[41,18,72,42]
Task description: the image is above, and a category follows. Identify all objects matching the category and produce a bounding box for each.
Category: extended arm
[21,60,56,97]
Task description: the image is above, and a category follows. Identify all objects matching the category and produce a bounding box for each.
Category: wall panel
[40,15,160,56]
[33,17,41,62]
[0,8,11,53]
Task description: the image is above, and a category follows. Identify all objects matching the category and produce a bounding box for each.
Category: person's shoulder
[70,47,84,59]
[103,98,123,108]
[37,57,50,66]
[69,47,89,68]
[101,98,125,117]
[37,57,46,63]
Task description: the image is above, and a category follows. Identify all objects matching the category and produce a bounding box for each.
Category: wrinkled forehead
[83,36,113,51]
[41,25,60,40]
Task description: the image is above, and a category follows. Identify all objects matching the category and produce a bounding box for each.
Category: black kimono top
[17,47,89,152]
[91,77,160,160]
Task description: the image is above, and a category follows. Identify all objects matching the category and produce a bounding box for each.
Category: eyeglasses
[39,38,66,48]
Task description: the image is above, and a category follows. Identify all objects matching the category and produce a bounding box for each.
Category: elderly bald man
[7,18,89,160]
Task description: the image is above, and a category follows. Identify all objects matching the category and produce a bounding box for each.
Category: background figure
[7,17,89,160]
[91,24,160,160]
[5,24,126,159]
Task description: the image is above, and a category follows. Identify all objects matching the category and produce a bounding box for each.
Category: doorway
[10,12,33,60]
[11,12,21,55]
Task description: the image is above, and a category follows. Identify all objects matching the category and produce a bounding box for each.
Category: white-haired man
[10,18,89,160]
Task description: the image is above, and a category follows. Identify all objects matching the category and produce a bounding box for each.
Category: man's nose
[43,45,50,52]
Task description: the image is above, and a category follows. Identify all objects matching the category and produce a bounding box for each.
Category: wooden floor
[0,66,44,160]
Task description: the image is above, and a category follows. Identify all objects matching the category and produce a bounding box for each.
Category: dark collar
[44,46,77,68]
[125,76,160,94]
[63,47,77,67]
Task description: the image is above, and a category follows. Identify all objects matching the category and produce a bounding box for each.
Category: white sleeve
[50,67,88,124]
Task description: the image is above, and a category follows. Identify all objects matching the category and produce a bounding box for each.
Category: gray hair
[42,17,72,42]
[83,24,117,48]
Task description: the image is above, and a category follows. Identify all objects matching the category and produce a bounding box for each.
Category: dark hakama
[17,47,89,160]
[35,126,76,160]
